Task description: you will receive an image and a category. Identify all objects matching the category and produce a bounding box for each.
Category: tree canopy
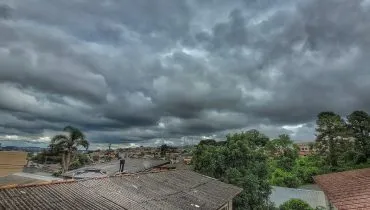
[279,199,313,210]
[347,110,370,159]
[50,126,89,172]
[193,130,271,210]
[192,110,370,209]
[315,112,348,167]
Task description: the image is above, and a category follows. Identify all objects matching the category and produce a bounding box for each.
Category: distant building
[0,170,242,210]
[183,157,192,165]
[296,142,314,156]
[314,168,370,210]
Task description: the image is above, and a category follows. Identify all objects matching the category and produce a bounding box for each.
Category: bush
[279,199,313,210]
[354,152,367,164]
[270,168,301,188]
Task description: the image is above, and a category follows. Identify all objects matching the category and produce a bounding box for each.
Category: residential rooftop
[269,186,328,209]
[314,168,370,210]
[0,170,242,210]
[63,158,169,179]
[0,172,62,187]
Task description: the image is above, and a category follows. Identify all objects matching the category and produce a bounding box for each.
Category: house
[269,186,328,209]
[314,168,370,210]
[296,142,313,156]
[0,170,242,210]
[183,156,193,165]
[62,158,169,179]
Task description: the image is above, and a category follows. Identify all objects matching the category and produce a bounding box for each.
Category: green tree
[347,110,370,159]
[160,144,170,157]
[292,156,321,184]
[192,144,226,178]
[266,134,298,171]
[279,199,313,210]
[50,126,89,172]
[315,112,348,167]
[269,168,301,188]
[193,130,271,210]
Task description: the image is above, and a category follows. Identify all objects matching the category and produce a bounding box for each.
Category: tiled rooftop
[0,170,242,210]
[314,168,370,210]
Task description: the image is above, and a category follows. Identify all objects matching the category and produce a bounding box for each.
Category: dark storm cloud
[1,0,370,145]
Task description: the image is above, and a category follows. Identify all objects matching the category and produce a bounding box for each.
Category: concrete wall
[0,151,27,177]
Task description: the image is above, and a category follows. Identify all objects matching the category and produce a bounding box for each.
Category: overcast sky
[1,0,370,149]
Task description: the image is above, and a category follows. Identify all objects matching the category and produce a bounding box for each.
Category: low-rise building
[269,186,328,209]
[296,142,314,156]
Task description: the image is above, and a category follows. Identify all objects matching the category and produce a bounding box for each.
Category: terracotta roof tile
[314,168,370,210]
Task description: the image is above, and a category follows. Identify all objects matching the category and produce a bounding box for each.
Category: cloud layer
[1,0,370,147]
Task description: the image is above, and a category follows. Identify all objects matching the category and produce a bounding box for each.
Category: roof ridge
[314,167,370,179]
[0,179,76,190]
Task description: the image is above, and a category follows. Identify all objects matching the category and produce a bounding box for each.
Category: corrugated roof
[269,186,328,208]
[314,168,370,210]
[63,158,169,179]
[0,170,242,210]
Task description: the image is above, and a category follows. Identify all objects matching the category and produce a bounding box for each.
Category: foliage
[266,135,298,158]
[159,144,178,157]
[315,112,349,167]
[66,153,92,170]
[267,135,306,187]
[266,135,298,171]
[198,139,226,146]
[160,144,170,157]
[50,126,89,172]
[292,155,321,184]
[193,130,271,210]
[347,110,370,158]
[310,110,370,173]
[270,168,301,188]
[32,148,62,164]
[279,199,313,210]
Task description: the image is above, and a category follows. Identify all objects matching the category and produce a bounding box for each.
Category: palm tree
[50,126,89,172]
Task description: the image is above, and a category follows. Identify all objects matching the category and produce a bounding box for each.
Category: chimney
[119,159,125,173]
